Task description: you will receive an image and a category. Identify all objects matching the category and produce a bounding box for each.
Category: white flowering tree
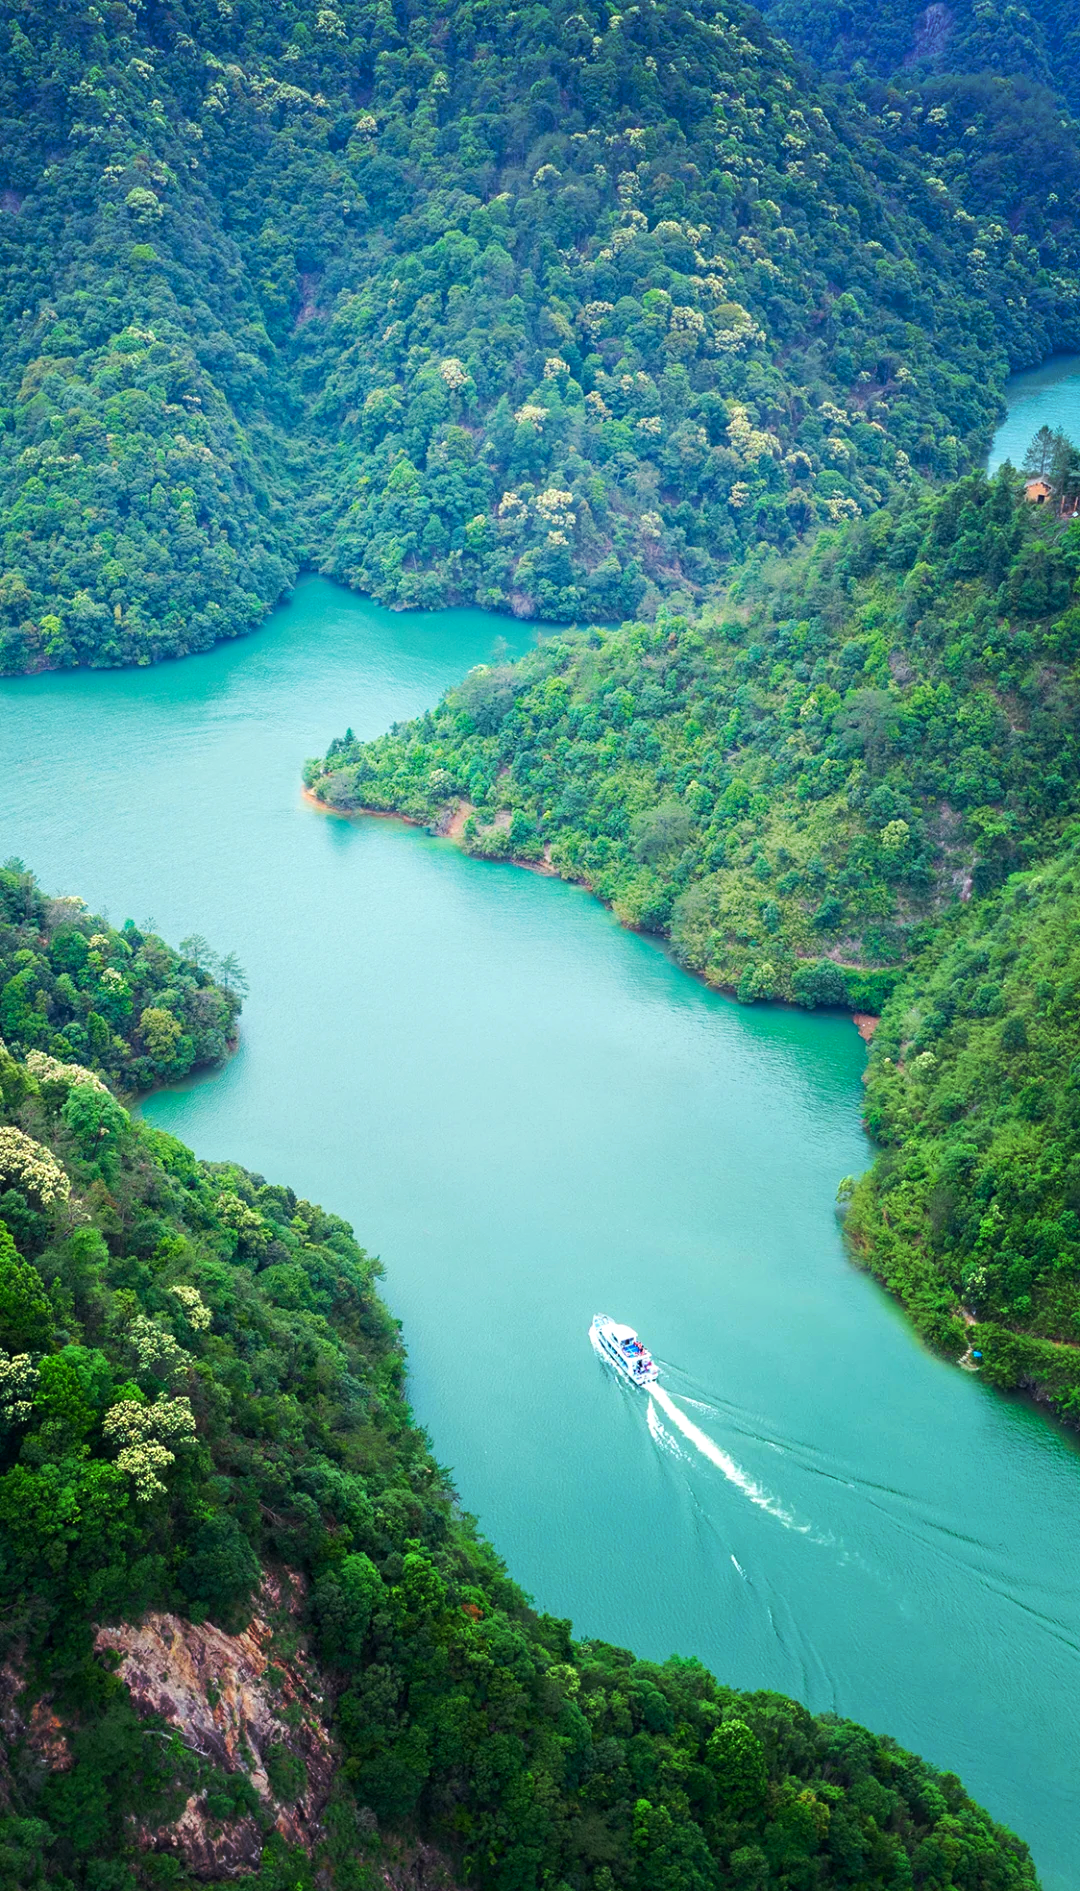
[103,1395,197,1500]
[0,1128,70,1206]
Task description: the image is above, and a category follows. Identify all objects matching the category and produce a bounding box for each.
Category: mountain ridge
[4,0,1080,667]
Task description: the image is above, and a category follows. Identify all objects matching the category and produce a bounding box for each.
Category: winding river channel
[4,370,1080,1887]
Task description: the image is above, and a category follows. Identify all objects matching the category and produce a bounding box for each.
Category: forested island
[0,860,1039,1888]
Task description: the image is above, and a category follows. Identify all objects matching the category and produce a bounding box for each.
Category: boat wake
[592,1327,826,1544]
[649,1384,808,1535]
[646,1395,684,1458]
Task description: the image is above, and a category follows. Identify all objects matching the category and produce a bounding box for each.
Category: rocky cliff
[93,1571,335,1878]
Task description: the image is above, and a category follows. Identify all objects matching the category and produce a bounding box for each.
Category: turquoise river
[3,371,1080,1887]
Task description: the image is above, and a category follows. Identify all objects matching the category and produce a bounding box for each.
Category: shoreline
[302,788,877,1036]
[308,776,1076,1424]
[301,787,559,875]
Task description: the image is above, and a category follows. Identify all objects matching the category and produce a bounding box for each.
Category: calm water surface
[2,395,1080,1883]
[990,351,1080,471]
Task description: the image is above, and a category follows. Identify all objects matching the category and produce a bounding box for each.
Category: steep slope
[0,5,302,670]
[848,823,1080,1415]
[760,0,1080,217]
[0,860,241,1095]
[0,946,1038,1889]
[307,470,1080,1008]
[306,467,1080,1425]
[290,0,1074,618]
[761,0,1060,92]
[761,0,1080,115]
[3,0,1080,668]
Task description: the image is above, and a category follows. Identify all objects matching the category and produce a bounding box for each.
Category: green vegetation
[0,938,1038,1888]
[0,860,242,1097]
[308,463,1080,1422]
[308,469,1080,1008]
[1022,424,1080,507]
[5,0,1080,1877]
[758,0,1080,280]
[848,825,1080,1412]
[4,0,1080,667]
[762,0,1080,118]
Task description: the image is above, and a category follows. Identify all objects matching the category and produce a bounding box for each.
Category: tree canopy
[308,468,1080,1004]
[0,859,241,1097]
[0,902,1039,1890]
[308,462,1080,1429]
[3,0,1080,666]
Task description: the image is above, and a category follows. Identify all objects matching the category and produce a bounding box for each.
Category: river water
[989,353,1080,473]
[2,378,1080,1885]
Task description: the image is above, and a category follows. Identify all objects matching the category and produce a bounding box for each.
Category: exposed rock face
[94,1570,335,1879]
[907,1,955,64]
[377,1840,464,1891]
[26,1698,73,1774]
[0,1655,73,1798]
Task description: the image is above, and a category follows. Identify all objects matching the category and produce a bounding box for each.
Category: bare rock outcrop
[377,1839,464,1891]
[0,1654,73,1802]
[907,1,955,63]
[94,1570,335,1879]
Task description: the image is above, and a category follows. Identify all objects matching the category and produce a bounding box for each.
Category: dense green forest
[306,464,1080,1422]
[762,0,1080,118]
[3,0,1080,667]
[0,901,1038,1888]
[847,824,1080,1413]
[306,470,1080,1007]
[5,0,1080,1878]
[0,860,242,1098]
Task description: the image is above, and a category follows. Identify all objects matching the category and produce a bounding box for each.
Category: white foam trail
[650,1385,808,1533]
[646,1395,683,1458]
[731,1555,747,1579]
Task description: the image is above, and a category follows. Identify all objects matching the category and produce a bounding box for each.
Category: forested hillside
[0,860,241,1097]
[307,471,1080,1006]
[0,920,1038,1888]
[759,0,1080,265]
[847,825,1080,1412]
[763,0,1080,118]
[307,465,1080,1424]
[3,0,1080,668]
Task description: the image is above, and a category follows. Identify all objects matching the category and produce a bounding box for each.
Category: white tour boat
[590,1314,659,1386]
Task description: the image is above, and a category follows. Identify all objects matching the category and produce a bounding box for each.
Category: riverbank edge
[120,1028,242,1113]
[306,784,1080,1435]
[843,1187,1080,1432]
[301,786,879,1020]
